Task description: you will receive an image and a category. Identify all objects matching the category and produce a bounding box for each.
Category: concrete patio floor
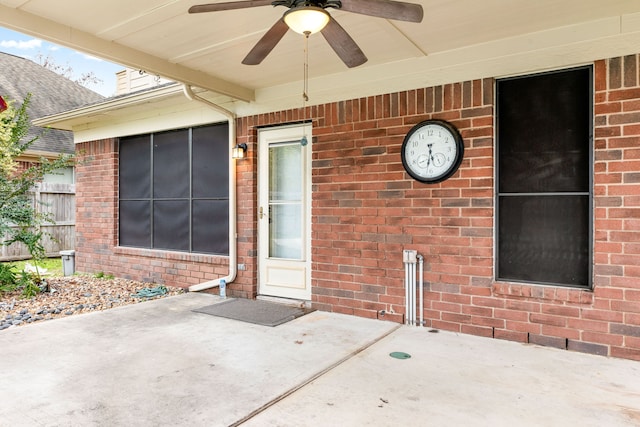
[1,292,639,426]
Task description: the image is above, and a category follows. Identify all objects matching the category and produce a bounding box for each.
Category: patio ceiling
[3,0,640,114]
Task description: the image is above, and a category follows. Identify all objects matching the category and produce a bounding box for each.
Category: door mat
[193,298,315,327]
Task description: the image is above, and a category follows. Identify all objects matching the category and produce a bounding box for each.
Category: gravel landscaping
[0,276,185,331]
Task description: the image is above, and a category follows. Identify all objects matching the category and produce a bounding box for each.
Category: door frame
[257,123,312,300]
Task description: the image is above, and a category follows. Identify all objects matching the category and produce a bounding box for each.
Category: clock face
[400,119,464,183]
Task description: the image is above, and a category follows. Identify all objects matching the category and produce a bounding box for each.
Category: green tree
[0,94,74,292]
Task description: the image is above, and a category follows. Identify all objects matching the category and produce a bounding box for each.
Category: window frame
[495,66,594,289]
[118,123,229,256]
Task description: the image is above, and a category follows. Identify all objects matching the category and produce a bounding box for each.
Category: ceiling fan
[189,0,424,68]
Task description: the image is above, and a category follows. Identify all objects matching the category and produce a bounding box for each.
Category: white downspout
[417,254,424,327]
[403,250,418,325]
[182,84,238,292]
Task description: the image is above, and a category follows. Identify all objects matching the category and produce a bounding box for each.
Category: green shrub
[0,95,74,282]
[0,262,17,294]
[94,271,114,280]
[18,271,41,298]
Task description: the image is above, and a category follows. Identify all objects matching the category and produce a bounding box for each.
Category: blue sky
[0,26,124,97]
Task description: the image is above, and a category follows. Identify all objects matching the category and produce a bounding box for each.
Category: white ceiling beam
[0,4,255,102]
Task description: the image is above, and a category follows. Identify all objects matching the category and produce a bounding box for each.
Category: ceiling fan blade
[321,16,367,68]
[189,0,273,13]
[242,18,289,65]
[340,0,424,23]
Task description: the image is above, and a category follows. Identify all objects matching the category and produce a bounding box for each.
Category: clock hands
[427,143,436,167]
[416,143,440,171]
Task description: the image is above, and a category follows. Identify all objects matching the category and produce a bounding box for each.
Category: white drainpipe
[403,250,418,325]
[417,254,424,327]
[182,84,238,292]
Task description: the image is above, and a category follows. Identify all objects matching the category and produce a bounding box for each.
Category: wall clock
[400,119,464,184]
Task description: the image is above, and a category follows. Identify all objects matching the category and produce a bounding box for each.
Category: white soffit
[3,0,640,113]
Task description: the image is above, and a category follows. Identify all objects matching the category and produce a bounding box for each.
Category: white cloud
[70,49,103,62]
[83,54,103,62]
[0,38,42,50]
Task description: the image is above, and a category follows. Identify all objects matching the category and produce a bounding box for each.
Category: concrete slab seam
[230,323,403,427]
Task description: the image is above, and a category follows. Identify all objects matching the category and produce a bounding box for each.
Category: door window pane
[268,142,303,259]
[269,203,302,259]
[270,143,302,201]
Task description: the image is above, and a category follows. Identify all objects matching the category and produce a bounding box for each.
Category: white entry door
[258,124,312,300]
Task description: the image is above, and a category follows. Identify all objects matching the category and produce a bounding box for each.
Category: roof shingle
[0,52,105,154]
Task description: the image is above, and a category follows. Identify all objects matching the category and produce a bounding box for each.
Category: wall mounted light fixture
[232,143,248,159]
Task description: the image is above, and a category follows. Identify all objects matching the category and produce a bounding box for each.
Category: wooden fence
[0,182,75,261]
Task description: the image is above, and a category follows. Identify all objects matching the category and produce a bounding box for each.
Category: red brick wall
[592,56,640,360]
[306,82,495,325]
[239,83,494,323]
[77,54,640,360]
[234,58,639,361]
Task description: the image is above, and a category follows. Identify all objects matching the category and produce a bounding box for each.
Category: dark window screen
[498,195,589,286]
[193,200,229,254]
[153,200,189,251]
[119,200,151,247]
[119,135,150,199]
[498,68,591,193]
[153,129,189,199]
[193,124,229,198]
[496,67,592,288]
[119,123,229,255]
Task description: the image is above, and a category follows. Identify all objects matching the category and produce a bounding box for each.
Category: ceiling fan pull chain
[300,31,310,146]
[303,31,310,102]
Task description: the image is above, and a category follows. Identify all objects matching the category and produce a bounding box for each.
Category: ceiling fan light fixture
[284,6,330,35]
